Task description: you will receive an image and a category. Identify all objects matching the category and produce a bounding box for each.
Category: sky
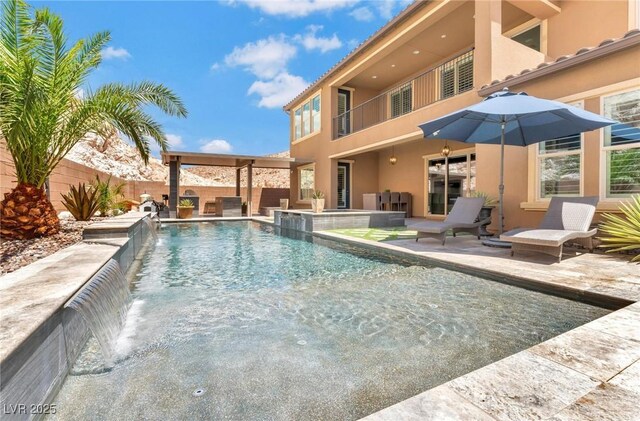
[33,0,414,156]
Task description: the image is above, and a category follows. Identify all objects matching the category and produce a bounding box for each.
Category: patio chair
[408,197,489,245]
[500,196,598,263]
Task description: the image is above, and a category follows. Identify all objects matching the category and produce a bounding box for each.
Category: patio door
[426,151,476,216]
[337,162,351,209]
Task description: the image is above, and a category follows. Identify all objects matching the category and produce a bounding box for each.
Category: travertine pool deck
[312,231,640,421]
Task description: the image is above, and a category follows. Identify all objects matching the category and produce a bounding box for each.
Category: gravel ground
[0,217,107,276]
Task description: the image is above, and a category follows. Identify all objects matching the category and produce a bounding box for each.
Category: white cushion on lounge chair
[503,228,598,247]
[500,196,599,262]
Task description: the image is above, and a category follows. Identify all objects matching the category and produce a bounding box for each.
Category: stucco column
[473,0,502,88]
[169,158,180,218]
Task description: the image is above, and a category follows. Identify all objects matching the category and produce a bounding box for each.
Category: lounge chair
[408,197,489,245]
[500,196,598,263]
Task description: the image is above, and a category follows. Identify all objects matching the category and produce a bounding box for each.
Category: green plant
[60,183,99,221]
[599,195,640,262]
[91,175,126,215]
[178,199,194,207]
[0,0,187,239]
[468,191,498,207]
[312,190,325,200]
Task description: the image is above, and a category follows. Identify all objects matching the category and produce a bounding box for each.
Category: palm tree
[0,0,187,239]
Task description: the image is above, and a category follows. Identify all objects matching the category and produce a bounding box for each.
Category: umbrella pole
[498,121,505,235]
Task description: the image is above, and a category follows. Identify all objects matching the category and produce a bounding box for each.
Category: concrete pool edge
[0,212,156,420]
[305,231,640,420]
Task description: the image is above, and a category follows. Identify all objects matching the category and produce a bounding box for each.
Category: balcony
[333,49,474,140]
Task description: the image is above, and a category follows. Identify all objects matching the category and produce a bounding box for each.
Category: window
[293,93,321,141]
[440,53,474,99]
[536,101,583,199]
[537,134,582,198]
[298,165,315,201]
[511,24,541,52]
[294,108,301,140]
[390,83,412,118]
[603,89,640,198]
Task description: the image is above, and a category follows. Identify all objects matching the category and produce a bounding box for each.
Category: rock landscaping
[0,217,106,275]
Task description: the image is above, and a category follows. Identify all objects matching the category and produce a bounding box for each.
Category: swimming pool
[50,222,609,420]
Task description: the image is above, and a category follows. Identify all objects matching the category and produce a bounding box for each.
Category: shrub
[312,190,325,200]
[468,191,498,207]
[598,195,640,262]
[61,183,100,221]
[91,175,126,215]
[179,199,194,207]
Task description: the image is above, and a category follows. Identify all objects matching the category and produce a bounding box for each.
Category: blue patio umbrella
[418,88,615,236]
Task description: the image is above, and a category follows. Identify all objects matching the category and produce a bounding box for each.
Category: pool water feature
[50,222,610,420]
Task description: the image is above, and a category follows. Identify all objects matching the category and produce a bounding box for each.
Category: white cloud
[376,0,413,19]
[228,0,358,18]
[349,6,374,22]
[294,25,342,53]
[165,134,185,149]
[248,72,309,108]
[101,46,131,60]
[224,35,296,79]
[200,139,233,153]
[347,38,360,49]
[210,62,221,71]
[149,133,185,156]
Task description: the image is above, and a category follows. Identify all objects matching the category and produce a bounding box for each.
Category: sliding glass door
[426,152,476,216]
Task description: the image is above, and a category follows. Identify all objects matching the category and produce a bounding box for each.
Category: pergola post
[247,161,253,216]
[169,157,180,218]
[235,168,241,197]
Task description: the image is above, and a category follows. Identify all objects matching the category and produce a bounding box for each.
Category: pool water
[50,222,609,420]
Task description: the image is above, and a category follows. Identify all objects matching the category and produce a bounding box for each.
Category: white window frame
[534,101,585,201]
[423,147,476,217]
[297,163,315,203]
[600,86,640,201]
[292,90,322,144]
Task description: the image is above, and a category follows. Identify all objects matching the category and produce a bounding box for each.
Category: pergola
[161,151,312,217]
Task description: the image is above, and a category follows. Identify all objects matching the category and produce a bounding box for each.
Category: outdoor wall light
[389,146,398,165]
[441,143,451,157]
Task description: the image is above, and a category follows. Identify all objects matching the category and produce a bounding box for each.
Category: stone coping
[0,240,127,362]
[82,211,151,232]
[0,212,151,363]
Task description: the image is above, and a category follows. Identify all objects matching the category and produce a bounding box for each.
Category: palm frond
[0,0,186,187]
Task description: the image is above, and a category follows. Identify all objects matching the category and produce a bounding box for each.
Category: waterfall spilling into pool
[143,216,158,240]
[65,259,132,368]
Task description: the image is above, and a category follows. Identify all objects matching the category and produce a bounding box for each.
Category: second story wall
[546,0,631,58]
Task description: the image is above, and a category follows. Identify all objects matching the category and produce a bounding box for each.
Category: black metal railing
[333,49,474,140]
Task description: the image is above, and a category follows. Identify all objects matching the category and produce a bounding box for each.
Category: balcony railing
[332,49,474,140]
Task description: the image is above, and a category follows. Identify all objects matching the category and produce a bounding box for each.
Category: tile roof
[479,29,640,96]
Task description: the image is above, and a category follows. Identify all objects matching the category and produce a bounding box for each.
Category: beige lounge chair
[408,197,490,245]
[500,196,598,262]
